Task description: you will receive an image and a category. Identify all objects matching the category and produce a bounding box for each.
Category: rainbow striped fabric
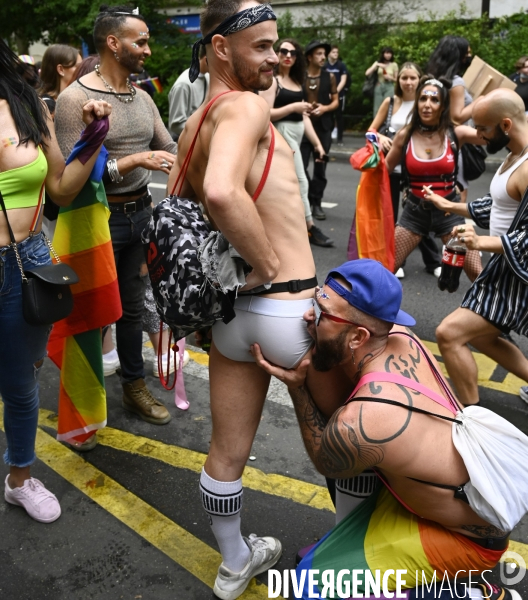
[47,145,121,443]
[348,140,395,272]
[296,485,505,599]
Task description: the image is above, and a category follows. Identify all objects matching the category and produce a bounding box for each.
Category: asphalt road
[1,139,527,600]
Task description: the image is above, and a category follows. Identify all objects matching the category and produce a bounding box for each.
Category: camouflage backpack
[142,91,274,340]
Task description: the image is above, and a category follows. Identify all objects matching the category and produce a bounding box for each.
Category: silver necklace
[95,64,136,104]
[308,74,319,90]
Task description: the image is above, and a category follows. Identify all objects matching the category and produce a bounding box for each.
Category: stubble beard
[232,50,273,91]
[311,329,349,372]
[119,46,144,75]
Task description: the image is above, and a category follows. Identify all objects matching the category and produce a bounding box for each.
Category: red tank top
[405,136,456,198]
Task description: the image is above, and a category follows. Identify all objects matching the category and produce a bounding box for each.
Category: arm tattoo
[319,411,384,478]
[289,386,383,478]
[461,523,509,538]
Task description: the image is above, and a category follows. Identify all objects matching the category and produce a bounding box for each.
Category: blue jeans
[0,234,51,467]
[109,206,152,383]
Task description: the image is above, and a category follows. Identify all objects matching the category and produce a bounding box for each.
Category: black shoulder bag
[379,96,395,139]
[0,186,79,325]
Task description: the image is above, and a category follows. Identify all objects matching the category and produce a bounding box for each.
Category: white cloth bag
[452,405,528,532]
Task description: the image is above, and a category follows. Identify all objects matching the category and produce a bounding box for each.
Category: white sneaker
[213,534,282,600]
[520,386,528,404]
[433,266,442,278]
[5,476,61,523]
[331,127,338,141]
[152,350,190,378]
[395,268,405,279]
[103,353,120,377]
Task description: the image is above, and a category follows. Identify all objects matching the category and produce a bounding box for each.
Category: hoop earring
[114,51,120,62]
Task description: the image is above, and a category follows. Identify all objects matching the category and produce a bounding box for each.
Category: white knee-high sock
[335,470,378,524]
[200,468,250,572]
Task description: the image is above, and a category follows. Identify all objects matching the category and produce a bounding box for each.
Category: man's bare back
[342,328,504,537]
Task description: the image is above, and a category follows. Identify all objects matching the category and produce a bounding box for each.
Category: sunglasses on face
[279,48,297,57]
[312,298,364,328]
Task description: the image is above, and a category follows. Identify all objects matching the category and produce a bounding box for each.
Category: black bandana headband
[189,3,277,83]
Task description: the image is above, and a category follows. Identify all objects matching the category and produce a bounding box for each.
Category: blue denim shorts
[398,192,465,238]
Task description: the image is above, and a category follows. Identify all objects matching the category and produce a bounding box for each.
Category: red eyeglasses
[312,298,366,328]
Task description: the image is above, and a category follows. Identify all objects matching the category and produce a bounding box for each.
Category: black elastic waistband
[254,276,318,295]
[108,190,152,214]
[463,533,509,551]
[108,185,149,198]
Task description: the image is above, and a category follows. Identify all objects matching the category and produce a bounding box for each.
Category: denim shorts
[398,192,465,238]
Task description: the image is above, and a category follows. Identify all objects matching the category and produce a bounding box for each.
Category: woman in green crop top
[0,39,111,524]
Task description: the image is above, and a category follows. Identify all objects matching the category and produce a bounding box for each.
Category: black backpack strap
[352,396,462,425]
[447,126,461,189]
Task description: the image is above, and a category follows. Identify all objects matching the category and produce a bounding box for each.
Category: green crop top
[0,147,47,209]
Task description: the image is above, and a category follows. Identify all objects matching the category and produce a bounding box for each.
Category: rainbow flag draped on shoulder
[47,143,121,443]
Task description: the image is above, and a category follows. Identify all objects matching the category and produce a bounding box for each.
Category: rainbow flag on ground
[47,144,121,443]
[296,485,505,599]
[348,138,395,272]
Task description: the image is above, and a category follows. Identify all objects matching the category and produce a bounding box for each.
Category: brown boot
[122,379,171,425]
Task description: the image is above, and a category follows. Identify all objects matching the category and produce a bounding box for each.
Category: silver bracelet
[107,158,123,183]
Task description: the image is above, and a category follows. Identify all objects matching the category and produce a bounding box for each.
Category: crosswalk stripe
[0,414,283,599]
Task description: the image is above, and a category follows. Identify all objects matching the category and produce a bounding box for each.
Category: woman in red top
[386,76,483,281]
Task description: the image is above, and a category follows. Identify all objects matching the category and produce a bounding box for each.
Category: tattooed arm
[289,385,384,478]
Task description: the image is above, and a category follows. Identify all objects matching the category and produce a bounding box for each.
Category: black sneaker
[309,225,334,247]
[474,583,522,600]
[312,205,326,220]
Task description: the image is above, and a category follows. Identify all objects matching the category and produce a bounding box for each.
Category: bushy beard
[486,125,510,155]
[312,329,349,372]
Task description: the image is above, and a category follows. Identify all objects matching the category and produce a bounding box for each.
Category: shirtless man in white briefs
[167,1,316,598]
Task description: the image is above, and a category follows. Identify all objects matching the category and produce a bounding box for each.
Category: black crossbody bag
[0,186,79,325]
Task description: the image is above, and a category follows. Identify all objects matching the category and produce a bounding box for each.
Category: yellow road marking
[187,348,210,366]
[0,415,281,599]
[38,409,334,512]
[422,341,525,398]
[3,409,528,576]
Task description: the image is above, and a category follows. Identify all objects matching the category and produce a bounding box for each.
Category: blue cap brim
[395,309,416,327]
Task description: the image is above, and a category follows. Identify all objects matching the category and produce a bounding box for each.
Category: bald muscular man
[424,89,528,407]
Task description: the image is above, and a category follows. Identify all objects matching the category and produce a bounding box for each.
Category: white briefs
[212,296,314,369]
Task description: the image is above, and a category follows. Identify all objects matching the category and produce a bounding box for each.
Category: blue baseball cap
[325,259,416,327]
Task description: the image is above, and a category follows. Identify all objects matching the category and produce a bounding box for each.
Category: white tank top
[489,152,528,236]
[390,100,414,133]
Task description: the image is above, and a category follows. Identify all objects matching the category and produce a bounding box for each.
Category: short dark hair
[93,5,146,54]
[200,0,264,37]
[404,75,452,147]
[515,55,528,71]
[330,45,339,52]
[378,46,394,63]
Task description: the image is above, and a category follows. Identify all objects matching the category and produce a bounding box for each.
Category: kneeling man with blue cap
[252,259,512,600]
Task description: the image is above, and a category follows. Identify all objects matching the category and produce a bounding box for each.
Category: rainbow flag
[47,144,121,443]
[137,76,163,94]
[348,139,395,272]
[296,485,505,599]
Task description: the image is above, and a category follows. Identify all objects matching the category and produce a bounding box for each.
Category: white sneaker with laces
[395,267,405,279]
[152,350,190,378]
[4,475,61,523]
[213,534,282,600]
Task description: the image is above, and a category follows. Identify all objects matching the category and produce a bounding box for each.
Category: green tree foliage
[279,7,528,128]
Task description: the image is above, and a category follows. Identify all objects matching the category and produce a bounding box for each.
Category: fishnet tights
[394,226,482,282]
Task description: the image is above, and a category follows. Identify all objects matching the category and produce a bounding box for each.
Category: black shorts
[398,192,465,238]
